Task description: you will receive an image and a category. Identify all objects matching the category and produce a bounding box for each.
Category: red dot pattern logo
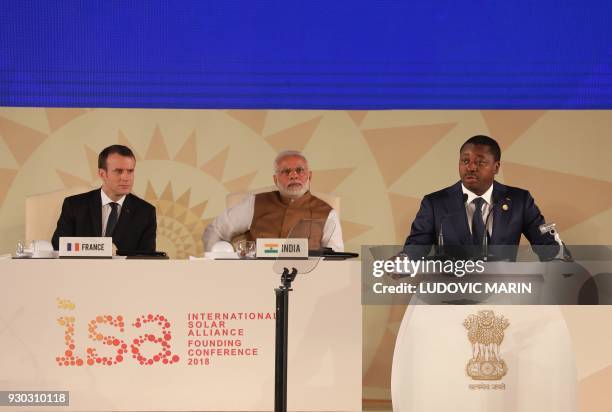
[86,315,126,366]
[56,316,84,367]
[131,314,179,366]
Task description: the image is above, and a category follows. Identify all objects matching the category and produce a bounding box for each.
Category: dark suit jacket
[403,181,558,259]
[51,189,157,252]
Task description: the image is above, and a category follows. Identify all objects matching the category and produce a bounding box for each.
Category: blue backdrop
[1,0,611,109]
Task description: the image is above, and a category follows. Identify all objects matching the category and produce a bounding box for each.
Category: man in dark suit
[404,135,558,260]
[51,145,156,251]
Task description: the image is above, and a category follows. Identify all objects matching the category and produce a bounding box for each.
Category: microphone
[539,222,570,260]
[538,222,557,236]
[482,195,496,260]
[437,194,468,256]
[436,218,445,256]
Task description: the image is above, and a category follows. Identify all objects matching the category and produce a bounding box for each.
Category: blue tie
[472,197,485,245]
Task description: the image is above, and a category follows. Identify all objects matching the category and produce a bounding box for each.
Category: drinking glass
[237,240,256,259]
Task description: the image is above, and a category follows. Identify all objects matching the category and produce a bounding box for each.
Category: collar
[276,190,312,207]
[100,188,126,207]
[461,182,493,206]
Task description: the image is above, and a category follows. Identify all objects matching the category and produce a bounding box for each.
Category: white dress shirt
[462,183,493,236]
[202,193,344,252]
[100,189,126,236]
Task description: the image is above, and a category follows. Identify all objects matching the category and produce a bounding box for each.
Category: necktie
[471,197,486,245]
[105,202,119,237]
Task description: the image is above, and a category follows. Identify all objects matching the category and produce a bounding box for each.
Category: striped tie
[471,197,485,245]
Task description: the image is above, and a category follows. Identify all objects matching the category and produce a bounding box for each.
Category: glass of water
[237,240,256,259]
[15,240,27,257]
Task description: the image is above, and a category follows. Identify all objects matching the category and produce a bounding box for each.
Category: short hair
[460,135,501,161]
[273,150,308,172]
[98,145,135,170]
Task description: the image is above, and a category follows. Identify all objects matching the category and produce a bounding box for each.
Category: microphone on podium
[539,222,571,260]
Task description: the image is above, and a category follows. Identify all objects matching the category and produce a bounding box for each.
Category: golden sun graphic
[2,107,612,406]
[24,109,377,259]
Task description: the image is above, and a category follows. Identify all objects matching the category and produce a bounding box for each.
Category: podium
[390,262,579,412]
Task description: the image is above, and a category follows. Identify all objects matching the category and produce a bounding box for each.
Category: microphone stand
[437,194,468,259]
[436,222,445,257]
[274,267,298,412]
[539,223,571,261]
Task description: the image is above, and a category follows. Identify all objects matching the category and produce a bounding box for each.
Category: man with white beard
[202,150,344,252]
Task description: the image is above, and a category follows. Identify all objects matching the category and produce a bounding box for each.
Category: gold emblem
[502,204,509,211]
[463,310,509,380]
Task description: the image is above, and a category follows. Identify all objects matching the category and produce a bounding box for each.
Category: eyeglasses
[276,167,308,177]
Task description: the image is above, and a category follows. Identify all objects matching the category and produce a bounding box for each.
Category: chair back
[25,186,91,243]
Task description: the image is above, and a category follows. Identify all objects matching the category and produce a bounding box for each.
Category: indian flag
[264,243,279,254]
